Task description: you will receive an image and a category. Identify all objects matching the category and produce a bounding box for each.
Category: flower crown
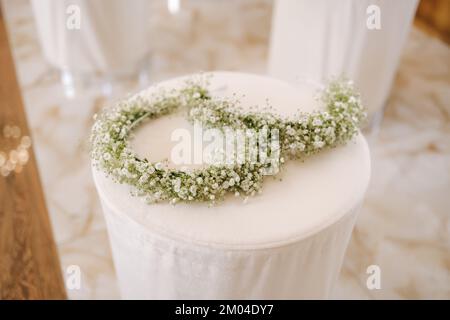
[90,76,366,204]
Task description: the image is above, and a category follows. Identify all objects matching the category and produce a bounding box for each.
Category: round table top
[92,71,371,249]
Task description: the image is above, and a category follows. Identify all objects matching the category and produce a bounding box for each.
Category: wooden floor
[416,0,450,44]
[0,5,66,299]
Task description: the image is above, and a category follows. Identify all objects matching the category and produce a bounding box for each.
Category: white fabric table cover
[92,72,371,299]
[268,0,418,123]
[31,0,150,73]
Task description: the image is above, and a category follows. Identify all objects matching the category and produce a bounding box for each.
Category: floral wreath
[90,76,366,204]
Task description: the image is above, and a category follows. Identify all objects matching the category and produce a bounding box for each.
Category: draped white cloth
[92,72,371,299]
[31,0,150,73]
[268,0,418,122]
[98,194,360,299]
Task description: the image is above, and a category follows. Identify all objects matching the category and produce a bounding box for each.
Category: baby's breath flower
[90,76,365,204]
[312,118,323,127]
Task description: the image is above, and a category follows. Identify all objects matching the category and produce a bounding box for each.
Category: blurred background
[0,0,449,299]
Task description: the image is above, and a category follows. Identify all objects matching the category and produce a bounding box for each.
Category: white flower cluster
[187,78,366,161]
[90,77,365,204]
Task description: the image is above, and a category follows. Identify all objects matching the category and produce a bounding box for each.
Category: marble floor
[2,0,449,299]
